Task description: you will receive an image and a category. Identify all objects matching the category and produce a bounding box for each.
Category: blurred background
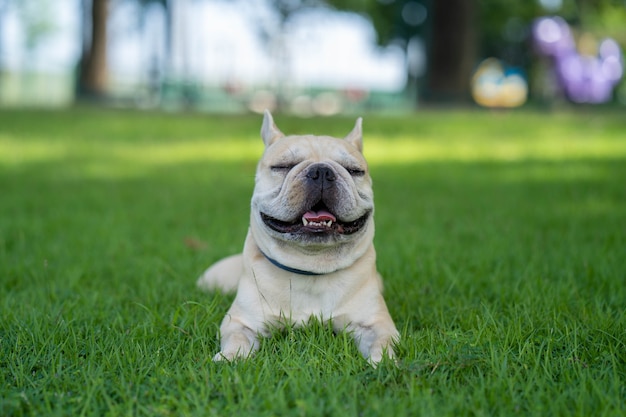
[0,0,624,114]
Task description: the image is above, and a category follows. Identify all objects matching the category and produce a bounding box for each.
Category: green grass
[1,108,625,416]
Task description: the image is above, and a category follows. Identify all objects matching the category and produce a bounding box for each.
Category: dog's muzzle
[260,208,370,236]
[261,163,370,237]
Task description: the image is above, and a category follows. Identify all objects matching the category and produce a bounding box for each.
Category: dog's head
[249,111,375,274]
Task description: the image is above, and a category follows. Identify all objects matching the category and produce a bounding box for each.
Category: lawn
[1,108,625,416]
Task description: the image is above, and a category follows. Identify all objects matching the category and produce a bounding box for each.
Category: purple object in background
[533,16,575,58]
[532,16,623,104]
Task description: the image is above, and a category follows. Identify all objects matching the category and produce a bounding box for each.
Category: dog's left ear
[261,110,285,147]
[345,117,363,153]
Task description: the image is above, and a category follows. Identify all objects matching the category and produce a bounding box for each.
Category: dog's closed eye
[271,164,296,172]
[346,167,365,177]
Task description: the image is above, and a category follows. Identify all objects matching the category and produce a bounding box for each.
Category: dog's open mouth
[261,204,369,236]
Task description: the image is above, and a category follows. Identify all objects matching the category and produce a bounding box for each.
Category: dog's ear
[344,117,363,152]
[261,110,285,147]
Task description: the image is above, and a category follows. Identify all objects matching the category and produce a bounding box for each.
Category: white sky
[0,0,407,91]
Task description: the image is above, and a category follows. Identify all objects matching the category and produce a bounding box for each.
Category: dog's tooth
[302,217,308,226]
[326,221,332,227]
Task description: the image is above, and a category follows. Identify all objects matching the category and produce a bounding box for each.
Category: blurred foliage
[3,0,57,50]
[583,1,626,43]
[329,0,407,45]
[328,0,626,52]
[327,0,626,103]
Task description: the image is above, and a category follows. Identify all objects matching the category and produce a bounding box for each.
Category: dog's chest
[271,277,345,322]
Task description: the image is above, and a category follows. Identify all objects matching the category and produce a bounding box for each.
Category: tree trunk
[422,0,477,104]
[78,0,109,99]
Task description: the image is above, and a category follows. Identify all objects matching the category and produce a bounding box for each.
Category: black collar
[260,250,324,276]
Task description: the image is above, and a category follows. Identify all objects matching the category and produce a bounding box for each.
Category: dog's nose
[306,164,336,184]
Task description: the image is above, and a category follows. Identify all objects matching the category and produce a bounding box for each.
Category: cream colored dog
[197,111,398,365]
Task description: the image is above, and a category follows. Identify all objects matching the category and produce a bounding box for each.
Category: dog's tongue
[303,210,336,222]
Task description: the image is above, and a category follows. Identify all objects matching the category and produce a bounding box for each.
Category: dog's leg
[197,253,243,293]
[214,309,262,361]
[338,308,399,366]
[351,319,399,365]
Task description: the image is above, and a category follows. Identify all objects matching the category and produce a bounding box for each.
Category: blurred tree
[330,0,478,104]
[137,0,168,104]
[244,0,321,110]
[77,0,168,101]
[428,0,477,103]
[17,0,57,53]
[329,0,625,105]
[0,0,7,72]
[0,0,57,103]
[77,0,109,100]
[0,0,57,69]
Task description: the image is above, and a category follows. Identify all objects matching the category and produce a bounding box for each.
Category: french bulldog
[197,110,399,365]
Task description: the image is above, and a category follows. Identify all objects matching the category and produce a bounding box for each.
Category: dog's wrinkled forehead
[263,135,366,168]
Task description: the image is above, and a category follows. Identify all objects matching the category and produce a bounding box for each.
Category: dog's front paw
[367,346,396,367]
[213,331,258,363]
[350,322,399,367]
[212,347,253,363]
[212,351,242,362]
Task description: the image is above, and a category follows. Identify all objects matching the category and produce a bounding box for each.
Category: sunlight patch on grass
[3,135,625,168]
[0,135,70,165]
[2,127,626,181]
[106,140,265,164]
[363,135,626,164]
[0,136,264,179]
[0,137,264,166]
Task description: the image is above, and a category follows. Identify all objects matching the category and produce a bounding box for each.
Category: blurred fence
[0,69,412,114]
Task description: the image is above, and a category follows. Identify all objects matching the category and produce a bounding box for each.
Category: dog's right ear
[261,110,285,147]
[344,117,363,153]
